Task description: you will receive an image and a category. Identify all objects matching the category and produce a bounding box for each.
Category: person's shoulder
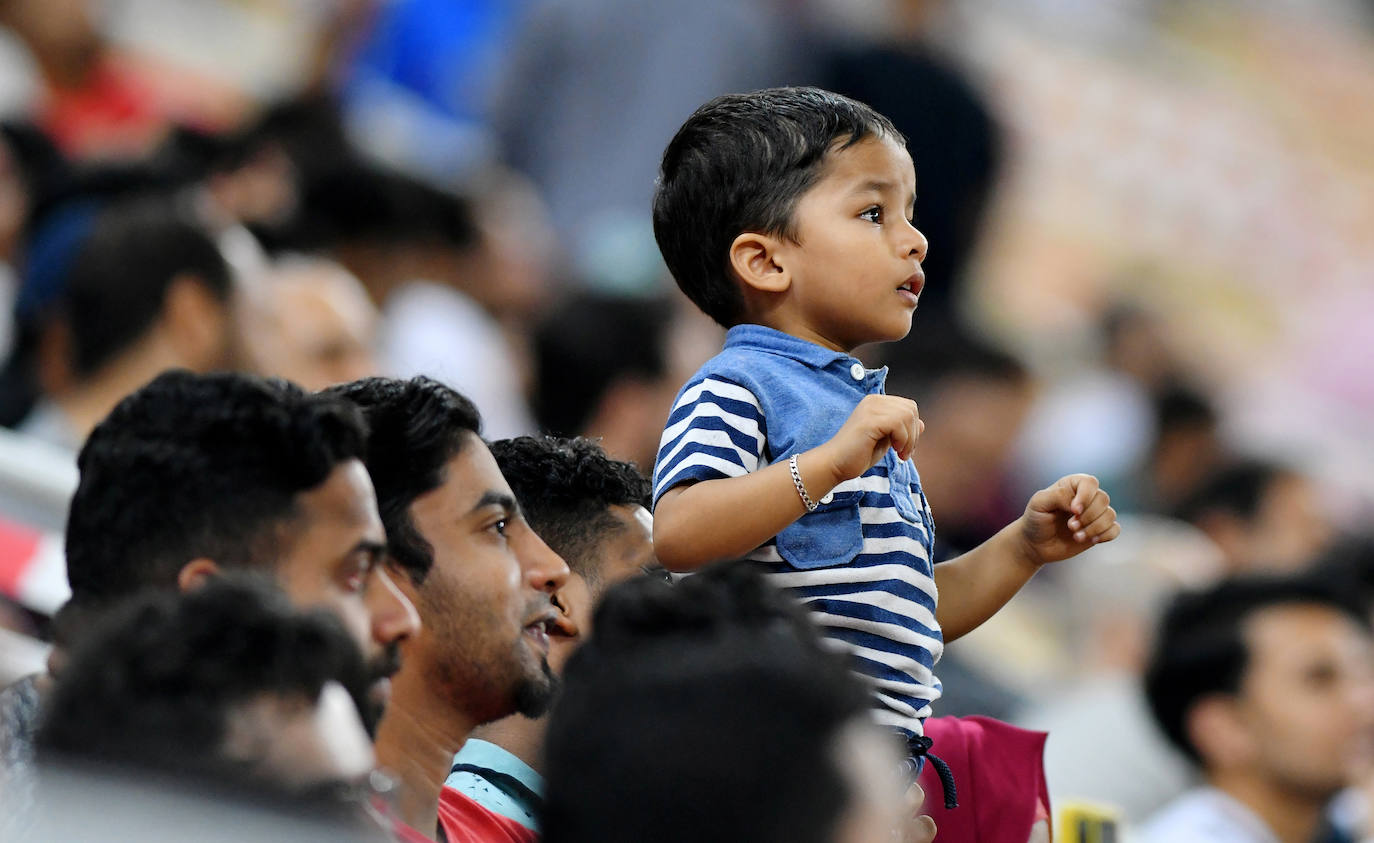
[1137,788,1274,843]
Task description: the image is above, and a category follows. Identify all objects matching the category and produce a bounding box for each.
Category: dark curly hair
[653,87,902,327]
[327,376,482,584]
[65,370,369,607]
[38,575,366,785]
[490,436,650,585]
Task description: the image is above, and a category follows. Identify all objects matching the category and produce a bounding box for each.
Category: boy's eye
[490,518,509,537]
[859,206,882,223]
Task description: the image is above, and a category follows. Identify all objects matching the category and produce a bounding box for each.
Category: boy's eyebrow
[849,179,916,200]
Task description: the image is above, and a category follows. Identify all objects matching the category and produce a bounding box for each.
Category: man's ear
[1187,694,1256,769]
[177,557,222,592]
[162,274,230,370]
[729,232,791,294]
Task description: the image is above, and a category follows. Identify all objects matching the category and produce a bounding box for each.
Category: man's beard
[357,643,402,737]
[512,657,559,719]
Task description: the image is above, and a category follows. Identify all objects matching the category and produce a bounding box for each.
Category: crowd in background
[0,0,1373,840]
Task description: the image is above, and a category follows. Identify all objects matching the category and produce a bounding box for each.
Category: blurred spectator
[332,376,569,838]
[811,0,1003,323]
[39,576,374,795]
[542,561,931,843]
[492,0,804,272]
[447,435,658,832]
[15,195,239,451]
[1134,383,1227,515]
[1173,458,1334,574]
[1139,574,1374,843]
[295,158,538,438]
[23,577,388,842]
[531,293,676,472]
[241,254,379,392]
[0,0,169,158]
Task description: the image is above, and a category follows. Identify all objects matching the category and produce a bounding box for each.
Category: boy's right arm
[654,394,923,572]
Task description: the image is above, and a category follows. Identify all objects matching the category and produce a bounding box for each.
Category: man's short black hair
[61,195,232,378]
[543,562,874,843]
[652,86,902,327]
[327,376,482,584]
[38,575,367,785]
[1143,574,1369,764]
[490,436,650,585]
[65,370,369,607]
[1172,458,1289,527]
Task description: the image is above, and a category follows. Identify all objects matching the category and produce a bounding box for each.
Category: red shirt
[438,786,538,843]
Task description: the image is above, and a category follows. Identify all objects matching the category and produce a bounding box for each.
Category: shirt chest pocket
[887,459,925,525]
[775,489,863,570]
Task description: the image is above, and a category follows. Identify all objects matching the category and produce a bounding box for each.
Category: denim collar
[723,324,863,372]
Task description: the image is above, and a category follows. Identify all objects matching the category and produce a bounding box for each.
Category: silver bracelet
[789,455,818,512]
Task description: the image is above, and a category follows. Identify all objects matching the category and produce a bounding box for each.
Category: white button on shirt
[849,362,865,381]
[820,492,834,504]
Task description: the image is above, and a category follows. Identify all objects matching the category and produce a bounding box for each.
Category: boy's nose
[907,224,929,264]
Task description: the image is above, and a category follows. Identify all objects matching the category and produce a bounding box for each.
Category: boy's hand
[818,395,923,485]
[1017,474,1120,568]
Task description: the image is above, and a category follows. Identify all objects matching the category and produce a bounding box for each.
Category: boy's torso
[653,324,945,735]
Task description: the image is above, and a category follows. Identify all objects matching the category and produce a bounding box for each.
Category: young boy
[651,87,1120,776]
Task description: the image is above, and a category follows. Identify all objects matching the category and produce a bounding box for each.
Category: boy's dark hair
[65,370,369,607]
[531,292,672,439]
[543,562,873,843]
[1143,574,1368,764]
[327,376,482,584]
[38,575,367,783]
[653,87,902,327]
[490,436,651,585]
[60,195,232,377]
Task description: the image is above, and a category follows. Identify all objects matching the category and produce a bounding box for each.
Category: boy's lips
[897,271,925,304]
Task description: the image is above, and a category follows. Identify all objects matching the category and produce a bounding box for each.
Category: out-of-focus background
[0,0,1371,831]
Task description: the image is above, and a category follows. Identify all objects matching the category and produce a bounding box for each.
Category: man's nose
[367,566,420,647]
[519,528,570,593]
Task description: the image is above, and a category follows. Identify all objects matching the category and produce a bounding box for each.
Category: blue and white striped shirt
[654,325,943,738]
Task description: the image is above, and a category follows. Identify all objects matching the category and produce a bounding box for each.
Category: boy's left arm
[934,474,1120,642]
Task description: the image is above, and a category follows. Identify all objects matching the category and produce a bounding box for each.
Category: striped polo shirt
[653,324,942,738]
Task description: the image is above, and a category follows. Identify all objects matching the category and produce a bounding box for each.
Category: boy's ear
[729,232,791,294]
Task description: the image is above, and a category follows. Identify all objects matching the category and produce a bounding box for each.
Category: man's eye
[491,518,508,536]
[859,206,882,223]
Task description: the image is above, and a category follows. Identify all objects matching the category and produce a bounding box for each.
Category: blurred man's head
[1145,575,1374,803]
[532,293,676,472]
[490,435,656,674]
[39,577,375,795]
[54,195,238,383]
[543,563,908,843]
[241,255,378,391]
[65,370,418,729]
[331,377,570,726]
[1173,459,1332,573]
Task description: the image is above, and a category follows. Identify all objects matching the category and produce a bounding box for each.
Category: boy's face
[773,134,927,352]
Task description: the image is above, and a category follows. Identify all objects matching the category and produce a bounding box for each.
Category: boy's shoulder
[680,334,825,398]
